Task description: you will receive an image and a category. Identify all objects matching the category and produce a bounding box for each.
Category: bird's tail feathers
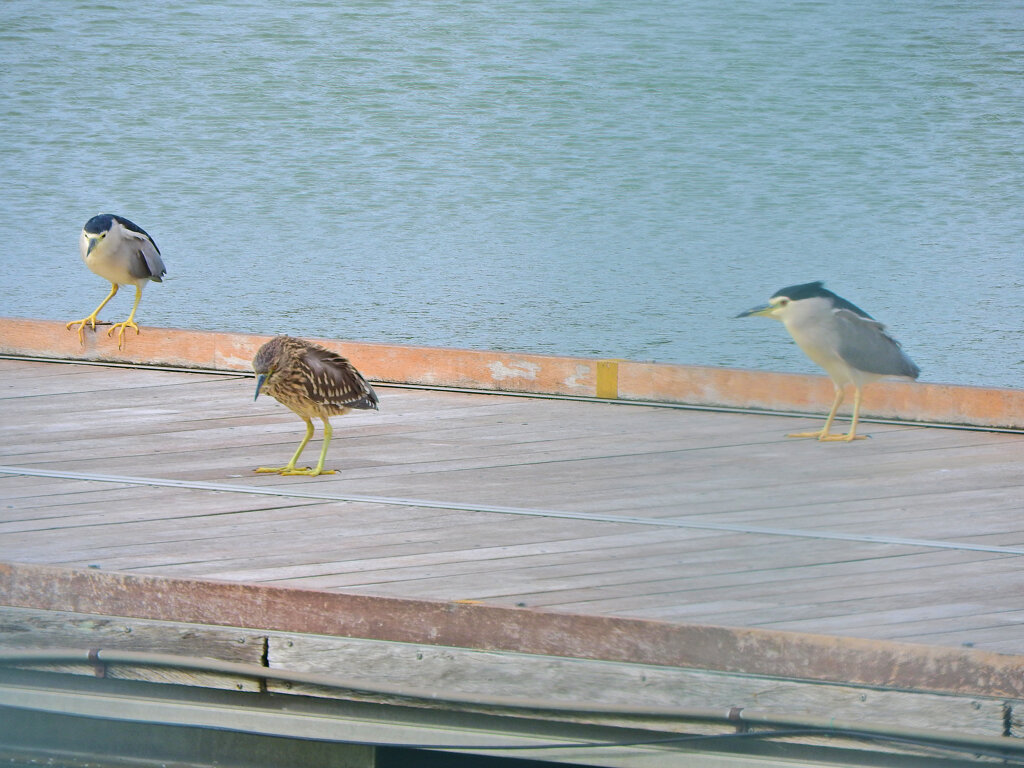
[349,395,380,411]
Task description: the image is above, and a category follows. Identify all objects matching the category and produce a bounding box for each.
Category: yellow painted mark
[596,359,620,399]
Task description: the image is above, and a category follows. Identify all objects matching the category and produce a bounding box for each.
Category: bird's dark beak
[85,236,99,256]
[254,373,266,400]
[735,303,773,319]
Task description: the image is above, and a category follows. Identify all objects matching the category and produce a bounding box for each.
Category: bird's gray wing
[302,345,380,410]
[833,309,920,378]
[123,229,167,282]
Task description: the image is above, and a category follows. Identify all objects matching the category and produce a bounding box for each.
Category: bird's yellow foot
[786,430,867,441]
[66,316,101,345]
[253,466,337,476]
[108,320,140,350]
[280,467,336,477]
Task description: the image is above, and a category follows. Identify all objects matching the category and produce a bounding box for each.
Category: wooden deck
[3,353,1023,655]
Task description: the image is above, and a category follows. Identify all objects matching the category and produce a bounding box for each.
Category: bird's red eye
[778,299,789,306]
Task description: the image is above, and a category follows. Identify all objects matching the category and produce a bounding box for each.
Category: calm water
[1,1,1021,387]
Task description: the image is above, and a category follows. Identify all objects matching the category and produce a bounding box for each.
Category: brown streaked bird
[252,335,379,476]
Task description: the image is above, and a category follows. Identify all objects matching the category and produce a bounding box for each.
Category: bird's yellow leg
[108,285,143,350]
[255,417,316,474]
[787,385,844,439]
[66,283,118,344]
[820,387,867,441]
[281,418,336,476]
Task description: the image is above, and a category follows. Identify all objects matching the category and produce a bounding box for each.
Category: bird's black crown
[772,281,872,319]
[84,213,155,244]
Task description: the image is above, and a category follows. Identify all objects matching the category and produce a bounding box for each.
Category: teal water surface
[1,1,1021,387]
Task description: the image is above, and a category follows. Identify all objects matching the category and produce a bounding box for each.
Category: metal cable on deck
[3,464,1024,555]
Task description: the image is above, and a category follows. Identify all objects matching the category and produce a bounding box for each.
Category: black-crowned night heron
[253,335,379,476]
[737,281,920,441]
[66,214,166,349]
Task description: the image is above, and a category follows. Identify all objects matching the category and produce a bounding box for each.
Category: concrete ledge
[1,316,1021,429]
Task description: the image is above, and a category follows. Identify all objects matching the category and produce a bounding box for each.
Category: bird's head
[736,281,859,325]
[80,213,159,261]
[81,214,116,258]
[252,337,288,400]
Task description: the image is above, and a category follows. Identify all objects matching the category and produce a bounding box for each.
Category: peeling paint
[217,354,256,371]
[488,360,540,382]
[564,364,594,390]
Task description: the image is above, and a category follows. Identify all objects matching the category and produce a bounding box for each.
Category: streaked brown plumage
[253,335,379,476]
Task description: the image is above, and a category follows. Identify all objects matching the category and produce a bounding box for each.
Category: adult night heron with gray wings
[737,281,919,441]
[66,214,166,349]
[253,336,379,476]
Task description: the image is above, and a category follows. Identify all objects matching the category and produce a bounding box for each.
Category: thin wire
[3,464,1024,555]
[2,353,1020,434]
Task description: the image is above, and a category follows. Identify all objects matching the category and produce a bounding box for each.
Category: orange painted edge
[1,316,1021,429]
[617,361,1024,429]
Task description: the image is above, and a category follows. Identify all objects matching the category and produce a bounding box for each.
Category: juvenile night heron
[66,214,166,349]
[253,335,379,476]
[737,281,920,441]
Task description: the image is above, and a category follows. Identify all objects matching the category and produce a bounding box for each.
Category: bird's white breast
[781,299,861,386]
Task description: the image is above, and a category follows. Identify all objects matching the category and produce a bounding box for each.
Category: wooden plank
[298,548,1021,610]
[266,633,1012,737]
[302,438,1024,509]
[0,475,118,500]
[171,526,751,584]
[0,487,323,529]
[0,605,264,691]
[687,488,1024,531]
[6,562,1024,700]
[3,510,635,571]
[213,537,981,597]
[910,623,1024,654]
[256,533,897,594]
[754,605,1018,638]
[2,605,1016,746]
[538,551,1024,614]
[0,363,235,395]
